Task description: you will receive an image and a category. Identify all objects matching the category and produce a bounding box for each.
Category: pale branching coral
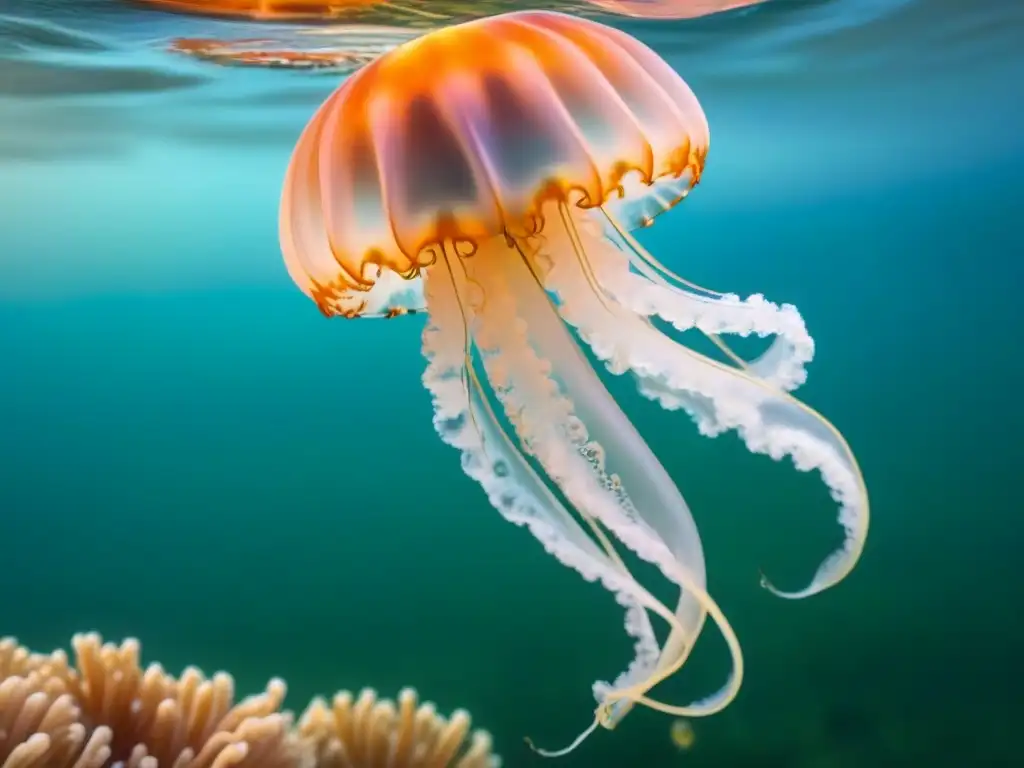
[2,636,501,768]
[0,638,112,768]
[297,687,499,768]
[1,638,74,683]
[64,633,307,768]
[0,640,33,681]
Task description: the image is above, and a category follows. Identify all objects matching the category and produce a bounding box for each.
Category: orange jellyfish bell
[281,8,867,759]
[280,9,709,317]
[585,0,768,19]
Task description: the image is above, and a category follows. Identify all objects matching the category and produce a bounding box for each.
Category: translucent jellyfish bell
[280,9,868,756]
[669,718,696,751]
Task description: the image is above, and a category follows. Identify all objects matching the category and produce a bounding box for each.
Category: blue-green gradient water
[2,0,1022,765]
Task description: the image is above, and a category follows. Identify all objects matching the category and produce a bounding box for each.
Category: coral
[0,635,500,768]
[64,633,305,768]
[298,687,499,768]
[0,638,112,768]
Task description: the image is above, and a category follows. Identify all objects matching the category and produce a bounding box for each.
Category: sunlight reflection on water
[0,0,1020,296]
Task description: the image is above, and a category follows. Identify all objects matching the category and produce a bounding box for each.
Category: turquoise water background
[1,1,1022,766]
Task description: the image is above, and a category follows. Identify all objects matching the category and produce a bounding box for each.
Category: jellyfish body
[584,0,769,20]
[280,9,868,753]
[669,718,695,751]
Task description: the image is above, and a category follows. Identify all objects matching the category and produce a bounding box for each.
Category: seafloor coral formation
[299,687,497,768]
[0,638,111,768]
[0,634,500,768]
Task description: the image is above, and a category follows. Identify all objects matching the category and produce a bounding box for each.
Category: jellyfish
[279,9,868,755]
[585,0,768,19]
[669,718,695,751]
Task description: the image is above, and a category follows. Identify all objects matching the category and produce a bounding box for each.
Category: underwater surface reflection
[1,0,1020,295]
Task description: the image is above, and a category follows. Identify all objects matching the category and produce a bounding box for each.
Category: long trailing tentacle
[467,236,744,728]
[422,249,692,756]
[511,230,712,723]
[598,208,814,391]
[548,208,869,600]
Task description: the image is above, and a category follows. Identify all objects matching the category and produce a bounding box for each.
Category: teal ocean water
[1,1,1022,766]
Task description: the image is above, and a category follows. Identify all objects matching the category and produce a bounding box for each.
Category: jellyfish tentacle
[426,273,606,587]
[558,205,617,317]
[657,337,867,600]
[595,209,814,390]
[599,203,716,295]
[443,243,655,609]
[461,235,744,729]
[450,246,646,588]
[422,263,684,734]
[423,261,614,583]
[457,245,671,727]
[525,717,601,758]
[501,231,738,720]
[705,323,869,600]
[547,212,868,600]
[509,257,741,719]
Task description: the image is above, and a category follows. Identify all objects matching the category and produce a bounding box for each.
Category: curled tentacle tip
[523,716,601,758]
[759,569,815,600]
[523,736,544,755]
[758,569,788,595]
[523,738,562,759]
